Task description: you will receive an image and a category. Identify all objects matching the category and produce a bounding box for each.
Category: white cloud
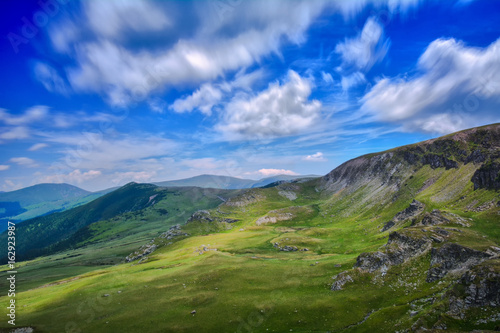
[335,17,389,72]
[362,38,500,133]
[258,168,298,177]
[45,133,178,170]
[85,0,170,39]
[170,68,266,115]
[40,169,102,185]
[0,106,48,126]
[217,70,321,140]
[341,72,367,91]
[50,0,327,106]
[8,157,38,167]
[322,71,334,84]
[33,62,69,95]
[0,127,30,140]
[109,171,156,185]
[28,143,49,151]
[304,152,327,162]
[0,165,9,171]
[170,83,223,115]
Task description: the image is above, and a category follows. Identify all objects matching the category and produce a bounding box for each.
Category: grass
[0,158,498,332]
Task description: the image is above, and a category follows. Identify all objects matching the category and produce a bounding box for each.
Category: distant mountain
[0,182,241,262]
[0,182,163,260]
[0,183,90,207]
[154,174,320,189]
[0,183,114,232]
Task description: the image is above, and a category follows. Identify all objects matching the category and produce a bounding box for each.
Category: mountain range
[0,174,315,232]
[0,124,499,332]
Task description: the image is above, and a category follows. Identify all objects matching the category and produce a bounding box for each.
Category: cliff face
[321,124,500,195]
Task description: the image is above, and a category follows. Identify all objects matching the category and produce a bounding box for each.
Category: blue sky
[0,0,499,192]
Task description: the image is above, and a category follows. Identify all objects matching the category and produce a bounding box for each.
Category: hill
[0,124,499,332]
[0,183,90,207]
[0,183,111,231]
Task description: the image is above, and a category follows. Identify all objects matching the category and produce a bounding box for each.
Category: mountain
[0,182,242,262]
[1,124,499,332]
[154,174,319,189]
[0,183,90,207]
[0,183,113,232]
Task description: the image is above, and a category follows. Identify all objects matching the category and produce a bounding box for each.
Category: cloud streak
[362,38,500,133]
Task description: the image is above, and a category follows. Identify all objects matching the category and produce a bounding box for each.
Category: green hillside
[0,183,112,232]
[0,124,499,332]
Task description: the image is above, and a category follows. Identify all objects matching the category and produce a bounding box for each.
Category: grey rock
[331,271,354,291]
[427,243,491,282]
[448,263,500,318]
[355,231,432,273]
[465,149,486,164]
[419,210,450,226]
[381,200,425,232]
[471,161,500,190]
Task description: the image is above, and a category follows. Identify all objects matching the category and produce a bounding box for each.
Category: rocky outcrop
[355,231,432,273]
[126,225,189,262]
[273,242,298,252]
[465,149,487,164]
[427,243,491,282]
[420,153,458,170]
[224,191,264,207]
[187,210,238,224]
[159,224,189,240]
[419,210,449,226]
[126,243,157,263]
[256,213,293,225]
[471,161,500,190]
[381,200,425,232]
[331,271,354,290]
[448,261,500,319]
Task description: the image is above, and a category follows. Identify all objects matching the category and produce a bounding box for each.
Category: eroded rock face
[224,192,264,207]
[421,153,458,170]
[471,161,500,190]
[419,210,449,226]
[427,243,491,282]
[465,149,486,164]
[331,271,354,290]
[381,200,425,232]
[355,231,432,273]
[448,262,500,319]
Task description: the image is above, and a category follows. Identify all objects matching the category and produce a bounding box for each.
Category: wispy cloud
[28,143,49,151]
[8,157,38,167]
[362,38,500,133]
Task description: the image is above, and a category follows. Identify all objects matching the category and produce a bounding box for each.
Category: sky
[0,0,499,192]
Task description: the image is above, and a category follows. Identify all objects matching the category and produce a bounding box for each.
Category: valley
[0,124,499,332]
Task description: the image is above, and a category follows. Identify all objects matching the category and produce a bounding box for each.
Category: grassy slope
[0,125,499,332]
[0,163,497,332]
